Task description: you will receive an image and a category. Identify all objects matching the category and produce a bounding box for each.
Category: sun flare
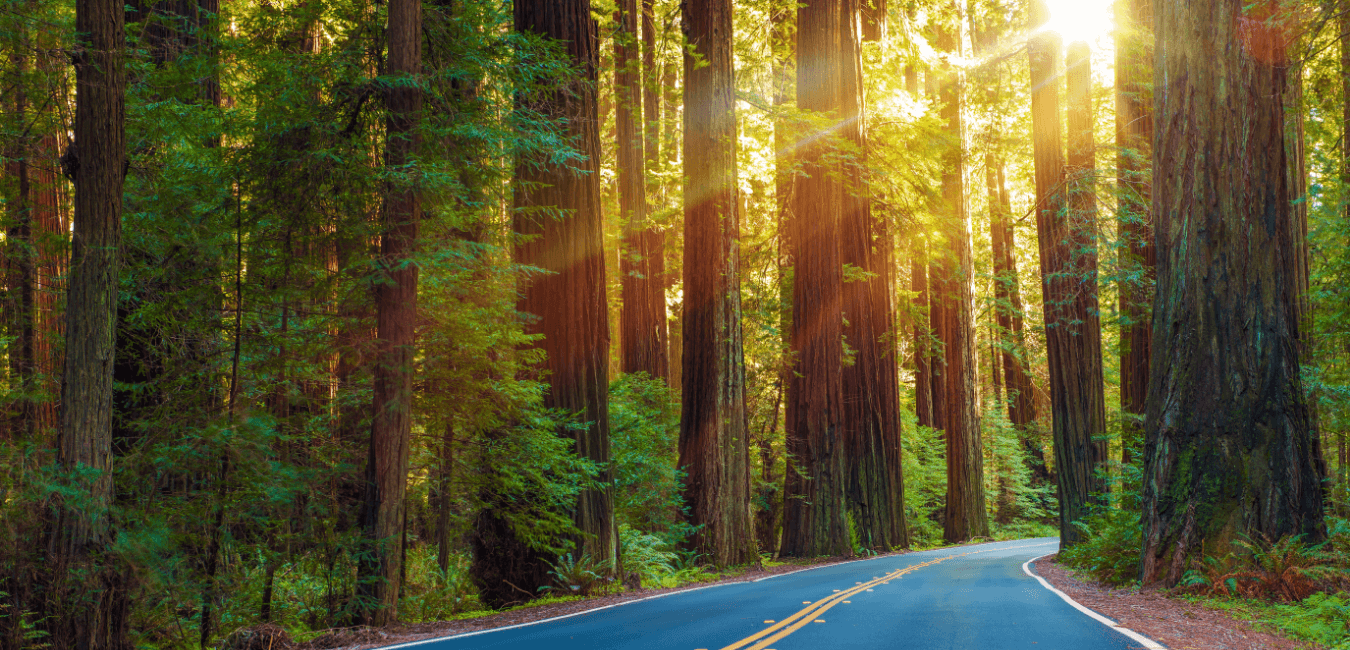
[1042,0,1116,44]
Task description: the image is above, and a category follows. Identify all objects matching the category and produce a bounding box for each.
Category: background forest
[0,0,1348,647]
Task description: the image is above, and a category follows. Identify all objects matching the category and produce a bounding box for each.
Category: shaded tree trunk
[618,0,668,380]
[1028,0,1103,549]
[512,0,615,572]
[678,0,754,567]
[838,0,902,551]
[989,162,1048,485]
[781,0,850,558]
[1115,0,1153,465]
[358,0,421,624]
[1142,0,1326,585]
[932,17,988,544]
[49,0,129,644]
[4,45,34,441]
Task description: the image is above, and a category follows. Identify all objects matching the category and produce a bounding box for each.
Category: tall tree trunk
[1064,41,1109,491]
[906,64,932,436]
[512,0,615,572]
[4,44,35,441]
[1142,0,1326,585]
[990,163,1047,485]
[781,0,850,558]
[51,0,129,644]
[838,0,901,551]
[618,0,668,380]
[1115,0,1153,465]
[932,16,988,544]
[911,250,934,430]
[678,0,754,567]
[358,0,421,624]
[1028,0,1103,549]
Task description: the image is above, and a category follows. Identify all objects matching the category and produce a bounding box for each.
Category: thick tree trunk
[512,0,615,571]
[1115,0,1154,464]
[838,0,902,551]
[932,19,988,544]
[617,0,668,380]
[781,0,850,558]
[50,0,129,644]
[358,0,421,624]
[1064,41,1109,491]
[1028,0,1104,549]
[1142,0,1326,585]
[678,0,754,567]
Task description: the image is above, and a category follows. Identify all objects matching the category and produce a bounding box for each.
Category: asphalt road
[398,538,1157,650]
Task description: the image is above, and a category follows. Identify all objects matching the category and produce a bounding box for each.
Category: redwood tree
[678,0,754,567]
[1142,0,1325,584]
[781,0,849,558]
[1028,0,1104,549]
[617,0,668,379]
[839,0,902,551]
[358,0,421,625]
[1116,0,1154,463]
[932,16,987,544]
[51,0,128,643]
[1064,40,1109,490]
[511,0,615,573]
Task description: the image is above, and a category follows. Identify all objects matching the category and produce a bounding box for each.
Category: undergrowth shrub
[1058,459,1144,586]
[1269,593,1350,648]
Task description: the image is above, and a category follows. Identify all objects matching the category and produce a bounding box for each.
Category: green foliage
[398,549,480,623]
[542,554,613,597]
[609,373,695,546]
[1058,461,1144,586]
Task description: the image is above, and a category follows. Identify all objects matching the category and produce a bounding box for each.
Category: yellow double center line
[715,542,1053,650]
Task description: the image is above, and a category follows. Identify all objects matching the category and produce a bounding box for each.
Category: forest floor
[1033,556,1320,650]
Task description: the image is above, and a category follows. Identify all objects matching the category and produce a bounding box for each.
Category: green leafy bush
[1270,593,1350,648]
[1058,461,1144,586]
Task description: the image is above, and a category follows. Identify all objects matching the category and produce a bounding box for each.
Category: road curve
[393,538,1159,650]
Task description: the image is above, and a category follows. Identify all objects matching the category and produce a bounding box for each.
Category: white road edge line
[1022,553,1168,650]
[370,538,1060,650]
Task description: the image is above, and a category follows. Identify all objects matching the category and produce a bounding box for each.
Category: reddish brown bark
[1028,1,1104,549]
[512,0,615,568]
[931,18,988,544]
[1064,41,1109,491]
[617,0,668,380]
[678,0,754,567]
[1142,0,1325,584]
[839,0,902,551]
[781,0,849,558]
[358,0,421,625]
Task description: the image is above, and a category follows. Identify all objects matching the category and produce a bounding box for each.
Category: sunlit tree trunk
[1064,41,1108,491]
[1028,0,1104,549]
[781,0,850,558]
[1115,0,1153,465]
[839,0,902,551]
[512,0,615,573]
[678,0,754,567]
[1142,0,1326,585]
[50,0,129,643]
[932,17,987,544]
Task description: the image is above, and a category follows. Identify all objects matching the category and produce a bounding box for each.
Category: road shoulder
[1032,555,1319,650]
